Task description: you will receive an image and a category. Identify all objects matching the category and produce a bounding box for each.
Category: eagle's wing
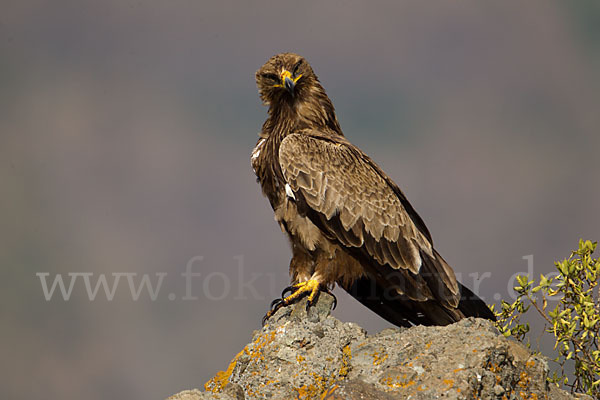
[279,132,460,307]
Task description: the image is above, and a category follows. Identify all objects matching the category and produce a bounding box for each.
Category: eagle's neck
[265,82,343,140]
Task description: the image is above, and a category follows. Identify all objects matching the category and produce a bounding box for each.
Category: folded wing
[279,132,461,309]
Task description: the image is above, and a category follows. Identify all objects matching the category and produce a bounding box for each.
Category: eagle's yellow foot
[262,279,337,325]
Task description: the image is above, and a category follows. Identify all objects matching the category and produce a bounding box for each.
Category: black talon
[281,285,294,298]
[263,298,285,326]
[270,298,283,309]
[262,282,333,325]
[330,292,338,310]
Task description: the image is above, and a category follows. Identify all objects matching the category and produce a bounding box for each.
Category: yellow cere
[274,69,302,88]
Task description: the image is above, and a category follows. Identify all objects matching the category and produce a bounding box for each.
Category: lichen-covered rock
[168,294,590,400]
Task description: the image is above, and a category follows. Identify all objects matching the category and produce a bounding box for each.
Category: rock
[169,293,591,400]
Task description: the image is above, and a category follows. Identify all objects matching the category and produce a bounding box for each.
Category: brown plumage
[252,53,495,327]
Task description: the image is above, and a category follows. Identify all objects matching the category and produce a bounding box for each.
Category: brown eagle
[252,53,495,327]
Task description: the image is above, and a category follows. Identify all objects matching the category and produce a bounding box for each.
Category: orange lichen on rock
[293,344,352,399]
[320,384,338,399]
[487,362,500,373]
[204,348,245,393]
[518,371,531,389]
[379,374,416,390]
[371,350,388,366]
[204,330,278,393]
[338,344,352,377]
[295,372,333,399]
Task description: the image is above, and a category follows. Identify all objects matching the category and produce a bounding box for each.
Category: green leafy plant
[492,239,600,397]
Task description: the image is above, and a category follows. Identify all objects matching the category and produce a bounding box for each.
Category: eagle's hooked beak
[276,70,302,95]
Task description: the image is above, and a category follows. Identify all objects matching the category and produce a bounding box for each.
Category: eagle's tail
[344,277,495,328]
[456,282,496,321]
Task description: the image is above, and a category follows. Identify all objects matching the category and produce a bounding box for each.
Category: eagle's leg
[262,279,337,325]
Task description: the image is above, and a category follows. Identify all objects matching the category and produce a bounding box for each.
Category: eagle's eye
[261,73,279,83]
[292,60,303,77]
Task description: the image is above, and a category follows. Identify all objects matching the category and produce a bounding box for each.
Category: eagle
[252,53,495,327]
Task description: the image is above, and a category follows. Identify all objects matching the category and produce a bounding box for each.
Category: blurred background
[1,1,599,399]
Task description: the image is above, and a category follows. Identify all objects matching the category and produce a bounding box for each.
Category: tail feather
[457,282,496,321]
[344,276,495,327]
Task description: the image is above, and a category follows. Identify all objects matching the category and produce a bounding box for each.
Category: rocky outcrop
[169,294,589,400]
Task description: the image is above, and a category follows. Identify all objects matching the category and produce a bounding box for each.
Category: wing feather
[279,132,460,305]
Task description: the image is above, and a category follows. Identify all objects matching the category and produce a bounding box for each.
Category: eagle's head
[256,53,341,135]
[255,53,317,106]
